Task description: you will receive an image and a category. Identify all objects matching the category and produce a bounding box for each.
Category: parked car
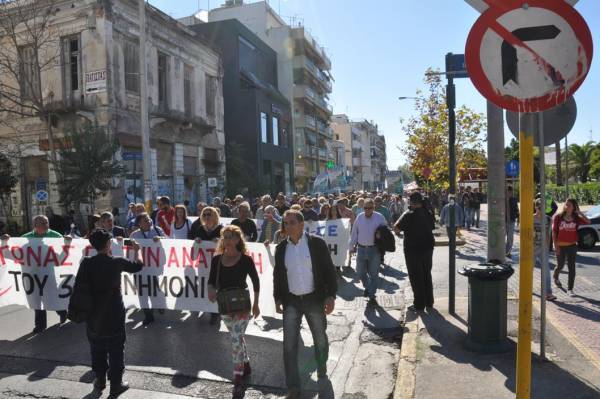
[578,205,600,250]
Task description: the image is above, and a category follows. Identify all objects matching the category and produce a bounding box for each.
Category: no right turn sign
[465,0,593,112]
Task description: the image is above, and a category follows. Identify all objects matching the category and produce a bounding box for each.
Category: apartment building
[332,114,386,191]
[208,0,334,193]
[0,0,226,228]
[187,18,293,197]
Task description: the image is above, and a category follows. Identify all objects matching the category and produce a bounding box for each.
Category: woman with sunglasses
[188,206,224,324]
[208,225,260,397]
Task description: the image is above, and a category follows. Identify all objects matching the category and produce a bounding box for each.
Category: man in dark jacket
[99,211,126,238]
[274,210,337,398]
[395,192,435,311]
[74,229,143,396]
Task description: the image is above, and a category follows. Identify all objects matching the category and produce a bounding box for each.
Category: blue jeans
[356,246,381,297]
[283,294,329,390]
[464,207,474,228]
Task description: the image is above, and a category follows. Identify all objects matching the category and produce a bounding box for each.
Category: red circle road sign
[465,0,593,113]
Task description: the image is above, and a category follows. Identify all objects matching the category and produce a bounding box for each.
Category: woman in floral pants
[208,225,260,397]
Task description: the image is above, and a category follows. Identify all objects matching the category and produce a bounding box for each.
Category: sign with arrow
[465,0,593,113]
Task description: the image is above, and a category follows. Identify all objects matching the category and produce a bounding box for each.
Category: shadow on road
[417,307,600,398]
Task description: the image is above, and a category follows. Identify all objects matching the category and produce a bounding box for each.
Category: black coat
[75,253,142,336]
[273,234,337,305]
[375,225,396,254]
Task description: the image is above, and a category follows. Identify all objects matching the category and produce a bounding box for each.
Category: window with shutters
[158,53,168,110]
[184,64,193,117]
[18,45,40,100]
[205,74,216,118]
[123,39,140,94]
[62,35,81,97]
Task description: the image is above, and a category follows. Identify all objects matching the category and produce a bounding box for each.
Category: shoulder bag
[216,256,251,315]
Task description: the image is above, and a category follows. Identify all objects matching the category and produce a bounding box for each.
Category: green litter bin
[458,261,514,353]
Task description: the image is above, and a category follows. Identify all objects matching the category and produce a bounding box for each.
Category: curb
[393,306,420,399]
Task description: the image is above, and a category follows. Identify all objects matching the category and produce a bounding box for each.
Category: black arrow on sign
[501,25,562,86]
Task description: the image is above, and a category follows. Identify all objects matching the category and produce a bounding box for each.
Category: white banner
[0,238,276,316]
[0,224,352,315]
[194,217,351,266]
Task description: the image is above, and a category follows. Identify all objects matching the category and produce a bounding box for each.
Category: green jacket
[21,229,63,238]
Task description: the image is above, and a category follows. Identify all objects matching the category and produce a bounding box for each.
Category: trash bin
[458,261,514,353]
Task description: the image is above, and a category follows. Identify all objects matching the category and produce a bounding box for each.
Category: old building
[370,133,387,191]
[332,114,386,191]
[185,18,293,197]
[0,0,225,229]
[207,0,334,193]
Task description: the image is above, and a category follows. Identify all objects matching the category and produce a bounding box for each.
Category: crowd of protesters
[1,185,592,398]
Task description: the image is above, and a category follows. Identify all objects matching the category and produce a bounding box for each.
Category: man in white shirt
[273,210,337,398]
[349,199,387,302]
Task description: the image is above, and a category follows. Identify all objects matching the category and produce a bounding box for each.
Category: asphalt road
[0,243,408,399]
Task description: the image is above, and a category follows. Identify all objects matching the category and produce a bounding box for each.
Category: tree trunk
[555,141,562,185]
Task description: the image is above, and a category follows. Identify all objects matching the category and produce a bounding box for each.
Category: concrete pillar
[486,102,506,262]
[173,143,184,203]
[150,148,158,200]
[197,146,207,203]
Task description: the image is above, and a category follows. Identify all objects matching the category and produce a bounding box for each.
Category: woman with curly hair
[208,225,260,397]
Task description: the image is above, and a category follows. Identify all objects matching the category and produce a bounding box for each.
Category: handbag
[215,256,251,315]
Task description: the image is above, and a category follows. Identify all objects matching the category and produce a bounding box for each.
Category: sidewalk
[396,297,600,399]
[395,205,600,399]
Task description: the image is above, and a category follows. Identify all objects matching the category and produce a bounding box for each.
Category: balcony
[301,56,332,93]
[294,85,333,115]
[292,26,332,70]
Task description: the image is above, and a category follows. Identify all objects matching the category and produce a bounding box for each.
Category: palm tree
[567,141,597,183]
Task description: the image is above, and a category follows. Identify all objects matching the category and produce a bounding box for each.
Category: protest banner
[0,238,276,316]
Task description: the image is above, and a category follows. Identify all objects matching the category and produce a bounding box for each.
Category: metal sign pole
[447,75,457,315]
[539,112,548,361]
[516,112,536,399]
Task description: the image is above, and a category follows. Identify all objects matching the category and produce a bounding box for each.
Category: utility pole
[516,112,536,399]
[486,102,506,262]
[447,74,457,315]
[139,0,153,212]
[538,113,548,361]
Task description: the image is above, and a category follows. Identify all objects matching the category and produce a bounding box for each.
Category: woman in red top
[552,198,590,296]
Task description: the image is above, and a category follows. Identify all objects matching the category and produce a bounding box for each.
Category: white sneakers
[567,290,575,297]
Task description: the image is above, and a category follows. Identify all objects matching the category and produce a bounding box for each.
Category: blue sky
[149,0,600,170]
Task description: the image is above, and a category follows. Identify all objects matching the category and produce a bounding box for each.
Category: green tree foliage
[397,164,414,183]
[568,141,597,183]
[54,122,125,212]
[590,144,600,181]
[0,153,18,218]
[401,69,486,190]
